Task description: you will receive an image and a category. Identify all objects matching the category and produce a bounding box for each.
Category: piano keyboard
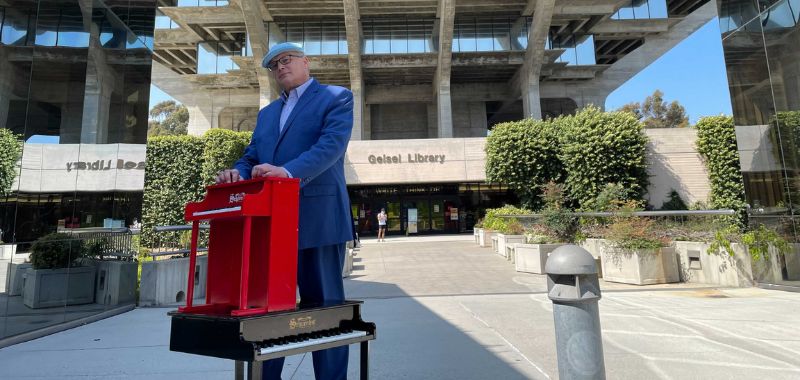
[192,206,242,217]
[259,329,368,355]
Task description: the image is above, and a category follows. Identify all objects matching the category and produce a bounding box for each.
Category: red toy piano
[179,177,300,317]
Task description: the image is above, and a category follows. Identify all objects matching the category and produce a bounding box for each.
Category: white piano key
[193,206,242,216]
[258,331,367,355]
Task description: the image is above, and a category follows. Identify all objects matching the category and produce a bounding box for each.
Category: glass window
[197,42,218,74]
[372,23,391,54]
[321,21,340,55]
[1,7,34,46]
[492,18,512,51]
[303,21,322,55]
[390,22,407,53]
[475,19,494,51]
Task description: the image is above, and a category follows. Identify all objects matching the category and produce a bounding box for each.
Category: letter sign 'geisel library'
[368,153,446,164]
[66,159,146,172]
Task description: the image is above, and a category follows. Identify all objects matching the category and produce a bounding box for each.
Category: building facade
[0,0,154,343]
[152,0,717,235]
[718,0,800,286]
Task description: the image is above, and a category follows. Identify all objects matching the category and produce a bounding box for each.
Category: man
[216,42,354,380]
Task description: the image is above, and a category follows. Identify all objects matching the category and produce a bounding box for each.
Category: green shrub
[30,233,84,269]
[603,201,663,251]
[486,118,563,209]
[201,129,252,185]
[0,129,23,196]
[141,135,206,247]
[695,115,747,226]
[483,205,532,234]
[556,106,649,211]
[536,182,577,243]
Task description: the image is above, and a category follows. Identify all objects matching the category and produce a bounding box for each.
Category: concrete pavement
[2,235,800,379]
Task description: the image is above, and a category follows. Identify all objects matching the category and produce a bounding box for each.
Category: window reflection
[197,40,243,74]
[268,20,348,55]
[612,0,668,19]
[34,6,90,48]
[363,18,434,54]
[1,7,34,46]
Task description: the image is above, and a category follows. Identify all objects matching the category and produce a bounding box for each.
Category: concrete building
[152,0,717,235]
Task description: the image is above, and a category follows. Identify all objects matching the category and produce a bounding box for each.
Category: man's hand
[216,168,241,184]
[252,163,289,178]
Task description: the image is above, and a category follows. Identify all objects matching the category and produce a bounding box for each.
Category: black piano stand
[234,340,370,380]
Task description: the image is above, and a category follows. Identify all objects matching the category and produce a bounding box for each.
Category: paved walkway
[2,235,800,379]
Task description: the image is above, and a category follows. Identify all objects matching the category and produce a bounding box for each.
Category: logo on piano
[289,316,316,330]
[228,192,245,204]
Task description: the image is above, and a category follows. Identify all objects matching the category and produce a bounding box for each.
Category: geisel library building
[151,0,718,236]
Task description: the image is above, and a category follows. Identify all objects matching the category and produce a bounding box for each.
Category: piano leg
[360,341,369,380]
[234,361,244,380]
[247,361,263,380]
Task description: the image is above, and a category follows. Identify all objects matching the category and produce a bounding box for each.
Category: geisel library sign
[346,138,487,185]
[13,144,146,192]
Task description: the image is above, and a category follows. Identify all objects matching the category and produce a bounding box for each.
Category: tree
[148,100,189,137]
[0,129,23,196]
[617,90,689,129]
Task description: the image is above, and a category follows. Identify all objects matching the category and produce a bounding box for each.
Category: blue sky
[149,18,733,125]
[606,18,732,124]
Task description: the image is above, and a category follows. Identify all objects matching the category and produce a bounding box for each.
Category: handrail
[153,225,211,232]
[497,209,736,218]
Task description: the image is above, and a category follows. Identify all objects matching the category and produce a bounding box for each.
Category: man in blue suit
[216,42,354,380]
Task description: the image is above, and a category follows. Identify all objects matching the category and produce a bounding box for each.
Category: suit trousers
[262,243,348,380]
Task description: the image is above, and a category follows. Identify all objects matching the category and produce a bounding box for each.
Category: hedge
[557,106,650,210]
[695,115,747,226]
[0,129,22,196]
[485,118,563,209]
[141,130,251,247]
[482,205,532,234]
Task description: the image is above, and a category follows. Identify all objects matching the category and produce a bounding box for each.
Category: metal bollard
[545,245,606,380]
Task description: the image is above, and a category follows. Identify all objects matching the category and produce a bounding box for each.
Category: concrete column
[186,101,217,136]
[81,28,119,144]
[239,0,280,107]
[343,0,363,140]
[434,0,455,138]
[363,102,371,140]
[519,0,554,120]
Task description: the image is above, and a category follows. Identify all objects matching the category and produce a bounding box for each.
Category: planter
[0,244,16,260]
[496,234,526,262]
[474,228,482,245]
[478,229,495,248]
[22,266,96,308]
[6,262,32,296]
[491,235,500,255]
[88,260,138,305]
[514,244,565,274]
[139,255,207,307]
[784,244,800,281]
[343,248,354,278]
[673,241,756,287]
[600,242,679,285]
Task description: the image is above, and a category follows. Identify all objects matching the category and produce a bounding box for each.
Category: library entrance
[348,183,517,237]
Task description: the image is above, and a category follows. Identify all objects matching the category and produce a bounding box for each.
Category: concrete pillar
[239,0,280,107]
[343,0,363,140]
[518,0,554,120]
[436,85,453,138]
[81,30,118,144]
[0,55,12,129]
[187,101,216,136]
[522,82,542,120]
[434,0,455,138]
[363,103,372,140]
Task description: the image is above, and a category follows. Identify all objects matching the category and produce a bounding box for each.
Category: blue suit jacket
[234,79,354,250]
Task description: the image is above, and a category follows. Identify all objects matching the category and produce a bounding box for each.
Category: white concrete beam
[238,0,280,107]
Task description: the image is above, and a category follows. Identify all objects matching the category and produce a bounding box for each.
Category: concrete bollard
[545,245,606,379]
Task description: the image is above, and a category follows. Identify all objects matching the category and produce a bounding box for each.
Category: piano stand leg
[235,361,244,380]
[360,341,370,380]
[249,361,263,380]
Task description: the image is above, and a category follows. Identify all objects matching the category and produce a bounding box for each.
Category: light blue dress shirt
[276,77,314,178]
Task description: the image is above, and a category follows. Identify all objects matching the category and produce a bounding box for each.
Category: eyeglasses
[266,54,304,71]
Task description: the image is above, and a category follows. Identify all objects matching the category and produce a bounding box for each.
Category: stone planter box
[673,241,757,287]
[343,248,354,278]
[89,260,138,305]
[0,244,16,260]
[478,229,495,248]
[514,243,565,274]
[139,255,207,307]
[22,266,96,308]
[496,234,526,262]
[599,243,679,285]
[6,262,32,296]
[474,228,481,245]
[491,235,499,255]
